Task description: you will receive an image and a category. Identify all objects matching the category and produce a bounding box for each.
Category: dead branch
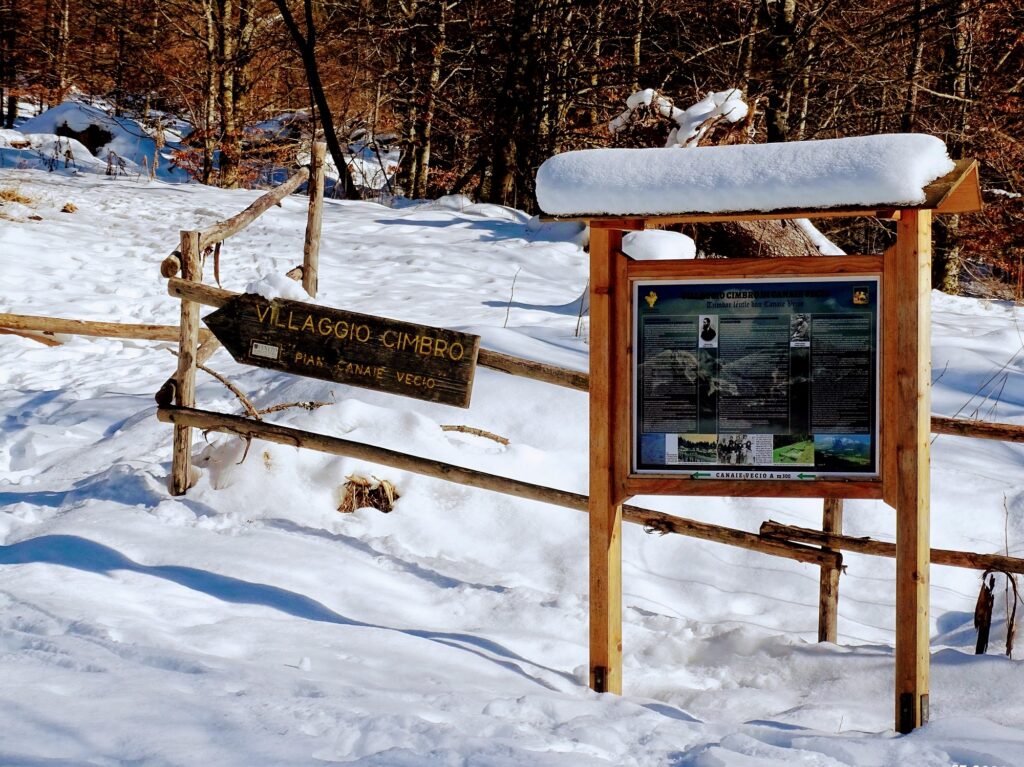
[441,424,510,445]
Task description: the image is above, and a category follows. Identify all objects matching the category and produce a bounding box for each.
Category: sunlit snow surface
[1,170,1024,765]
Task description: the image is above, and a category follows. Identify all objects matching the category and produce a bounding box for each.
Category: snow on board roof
[535,134,956,217]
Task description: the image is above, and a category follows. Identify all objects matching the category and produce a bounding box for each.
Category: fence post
[170,230,202,495]
[588,226,625,695]
[893,207,932,733]
[303,141,326,298]
[818,497,844,642]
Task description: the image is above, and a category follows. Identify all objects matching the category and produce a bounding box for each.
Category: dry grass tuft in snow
[0,186,33,205]
[338,474,400,514]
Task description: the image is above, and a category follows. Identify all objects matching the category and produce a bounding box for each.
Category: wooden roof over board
[541,159,982,228]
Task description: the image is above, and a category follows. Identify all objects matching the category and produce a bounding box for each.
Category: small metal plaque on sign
[250,341,280,360]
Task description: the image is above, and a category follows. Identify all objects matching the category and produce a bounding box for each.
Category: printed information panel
[633,276,880,479]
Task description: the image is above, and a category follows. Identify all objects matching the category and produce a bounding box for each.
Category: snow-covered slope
[1,169,1023,766]
[3,102,190,183]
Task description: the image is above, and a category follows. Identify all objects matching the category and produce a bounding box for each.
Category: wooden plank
[922,159,983,214]
[0,313,212,343]
[613,247,631,505]
[197,166,310,250]
[588,226,624,694]
[588,218,646,230]
[303,142,326,298]
[761,520,1024,574]
[624,476,883,500]
[818,498,844,643]
[203,294,481,408]
[893,208,931,733]
[882,244,899,509]
[171,230,202,496]
[626,255,884,280]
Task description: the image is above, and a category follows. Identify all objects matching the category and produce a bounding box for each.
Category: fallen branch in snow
[167,348,260,420]
[257,400,334,415]
[440,425,509,446]
[197,362,261,420]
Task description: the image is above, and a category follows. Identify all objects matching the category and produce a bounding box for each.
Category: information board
[633,276,880,479]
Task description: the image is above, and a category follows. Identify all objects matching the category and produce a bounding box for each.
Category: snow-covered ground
[1,168,1024,766]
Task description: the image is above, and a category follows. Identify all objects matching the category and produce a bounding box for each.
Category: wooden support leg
[589,227,624,694]
[170,230,202,496]
[894,208,932,733]
[303,141,326,298]
[818,497,844,643]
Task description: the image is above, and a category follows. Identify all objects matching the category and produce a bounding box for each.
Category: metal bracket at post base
[592,666,607,693]
[898,692,929,733]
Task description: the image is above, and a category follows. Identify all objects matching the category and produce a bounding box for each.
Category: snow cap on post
[535,134,955,217]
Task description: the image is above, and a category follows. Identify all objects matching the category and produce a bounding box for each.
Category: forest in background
[0,0,1021,295]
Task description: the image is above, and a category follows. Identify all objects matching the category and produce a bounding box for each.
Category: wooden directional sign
[203,293,480,407]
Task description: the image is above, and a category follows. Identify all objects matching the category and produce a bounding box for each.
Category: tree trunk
[0,0,15,127]
[760,0,798,143]
[274,0,361,200]
[588,0,604,126]
[900,0,925,132]
[934,0,973,291]
[631,0,644,91]
[217,0,239,188]
[202,0,218,185]
[55,0,71,102]
[413,0,445,199]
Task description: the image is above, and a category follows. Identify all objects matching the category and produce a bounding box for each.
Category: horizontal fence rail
[761,520,1024,574]
[156,404,840,568]
[162,276,1024,446]
[0,313,213,344]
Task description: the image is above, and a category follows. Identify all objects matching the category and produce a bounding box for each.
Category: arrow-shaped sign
[690,471,711,479]
[203,293,481,408]
[797,473,817,480]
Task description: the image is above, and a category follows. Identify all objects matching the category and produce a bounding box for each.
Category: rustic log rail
[162,275,1024,446]
[156,403,840,569]
[160,151,324,280]
[0,312,213,344]
[163,145,326,496]
[760,520,1024,575]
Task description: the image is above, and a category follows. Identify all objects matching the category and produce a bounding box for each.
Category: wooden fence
[4,150,1022,649]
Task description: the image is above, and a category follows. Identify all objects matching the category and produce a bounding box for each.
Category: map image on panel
[633,277,879,479]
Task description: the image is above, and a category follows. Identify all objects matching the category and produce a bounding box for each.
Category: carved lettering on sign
[203,294,480,407]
